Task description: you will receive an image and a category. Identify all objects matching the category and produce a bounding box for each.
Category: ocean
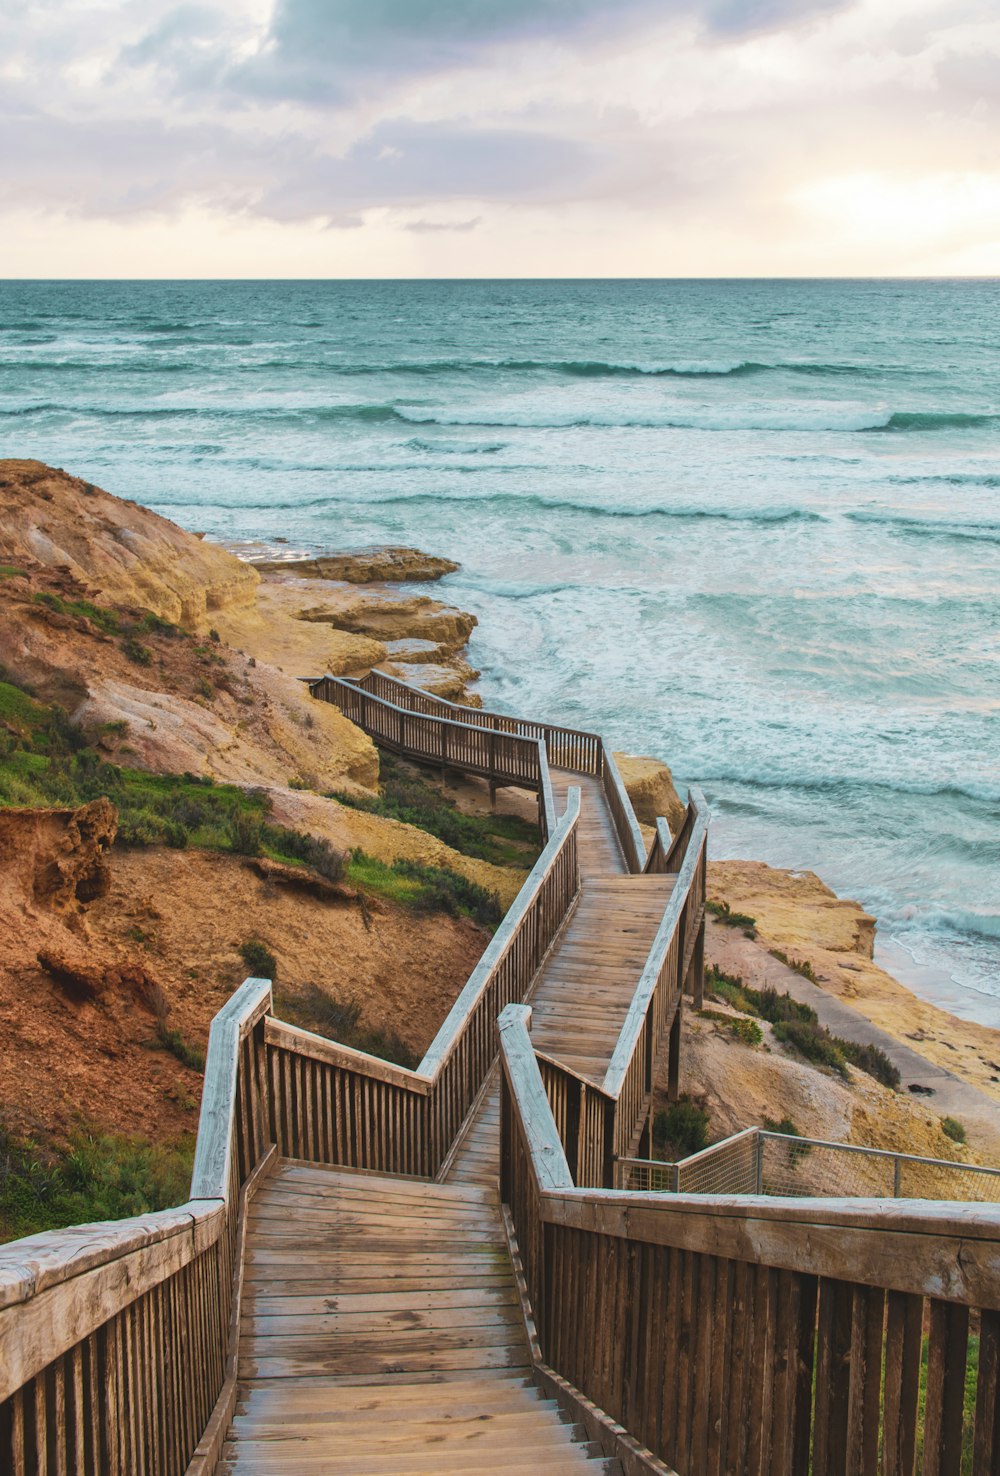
[1,278,998,1025]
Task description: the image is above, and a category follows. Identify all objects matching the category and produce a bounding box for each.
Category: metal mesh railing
[619,1129,1000,1202]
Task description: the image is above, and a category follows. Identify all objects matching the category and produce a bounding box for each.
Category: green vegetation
[331,753,540,868]
[147,1026,205,1072]
[239,939,278,981]
[762,1115,803,1139]
[705,898,757,936]
[941,1116,967,1145]
[698,1008,763,1046]
[32,590,122,635]
[916,1333,979,1475]
[276,984,418,1069]
[347,850,503,930]
[769,948,820,983]
[653,1097,711,1159]
[728,1016,764,1046]
[705,966,901,1089]
[0,1123,194,1243]
[761,1116,812,1170]
[0,565,27,580]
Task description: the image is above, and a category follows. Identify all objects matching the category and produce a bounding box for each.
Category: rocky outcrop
[707,858,1000,1115]
[0,460,258,629]
[709,860,876,960]
[613,753,686,836]
[299,588,477,653]
[0,799,117,920]
[252,548,460,583]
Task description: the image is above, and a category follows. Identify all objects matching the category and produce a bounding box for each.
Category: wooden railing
[0,976,273,1476]
[534,790,708,1189]
[262,787,581,1179]
[0,791,582,1476]
[347,669,605,775]
[0,673,700,1475]
[310,675,549,812]
[310,669,650,865]
[602,748,647,873]
[499,1002,1000,1476]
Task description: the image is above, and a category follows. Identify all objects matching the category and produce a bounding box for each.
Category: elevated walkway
[223,758,674,1470]
[447,769,674,1187]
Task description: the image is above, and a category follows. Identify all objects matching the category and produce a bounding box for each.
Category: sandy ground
[1,844,487,1147]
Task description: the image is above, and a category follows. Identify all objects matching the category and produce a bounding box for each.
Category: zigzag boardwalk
[222,766,662,1471]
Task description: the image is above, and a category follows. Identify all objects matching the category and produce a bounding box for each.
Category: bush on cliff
[705,965,900,1090]
[0,676,498,932]
[275,984,418,1069]
[346,850,502,930]
[0,1123,194,1242]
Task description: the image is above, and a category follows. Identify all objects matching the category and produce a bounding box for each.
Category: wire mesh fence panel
[620,1131,1000,1204]
[760,1137,895,1198]
[897,1156,1000,1202]
[620,1159,679,1192]
[676,1132,759,1195]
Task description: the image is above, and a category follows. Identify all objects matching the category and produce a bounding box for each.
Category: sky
[0,0,998,276]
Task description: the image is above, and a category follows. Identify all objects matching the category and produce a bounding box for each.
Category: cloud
[1,0,999,274]
[404,216,482,231]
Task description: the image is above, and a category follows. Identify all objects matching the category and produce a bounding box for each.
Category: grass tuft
[0,1123,195,1243]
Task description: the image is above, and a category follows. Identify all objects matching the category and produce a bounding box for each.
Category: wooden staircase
[220,770,657,1473]
[221,1164,622,1473]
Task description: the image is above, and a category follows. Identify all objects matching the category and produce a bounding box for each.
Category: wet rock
[252,547,459,583]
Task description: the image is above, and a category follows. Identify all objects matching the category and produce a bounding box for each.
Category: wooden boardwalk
[223,1164,621,1473]
[222,770,667,1472]
[447,772,674,1187]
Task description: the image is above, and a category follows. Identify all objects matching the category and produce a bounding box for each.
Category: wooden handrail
[601,748,647,872]
[0,976,273,1471]
[498,1004,1000,1476]
[602,788,708,1099]
[349,669,606,777]
[310,670,655,866]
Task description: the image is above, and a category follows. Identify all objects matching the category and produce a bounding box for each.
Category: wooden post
[667,1005,681,1102]
[691,917,705,1010]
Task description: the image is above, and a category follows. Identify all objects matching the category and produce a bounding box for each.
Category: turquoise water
[2,278,998,1023]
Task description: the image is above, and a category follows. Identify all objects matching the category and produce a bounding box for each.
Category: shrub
[262,825,345,883]
[770,949,819,983]
[276,984,418,1069]
[653,1097,710,1158]
[226,811,263,856]
[772,1019,849,1078]
[763,1115,802,1138]
[330,753,539,867]
[762,1116,812,1167]
[705,899,757,936]
[239,940,277,981]
[122,636,152,666]
[149,1026,204,1072]
[0,1124,195,1242]
[839,1040,901,1091]
[753,987,817,1027]
[729,1017,763,1047]
[347,850,502,929]
[941,1116,967,1145]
